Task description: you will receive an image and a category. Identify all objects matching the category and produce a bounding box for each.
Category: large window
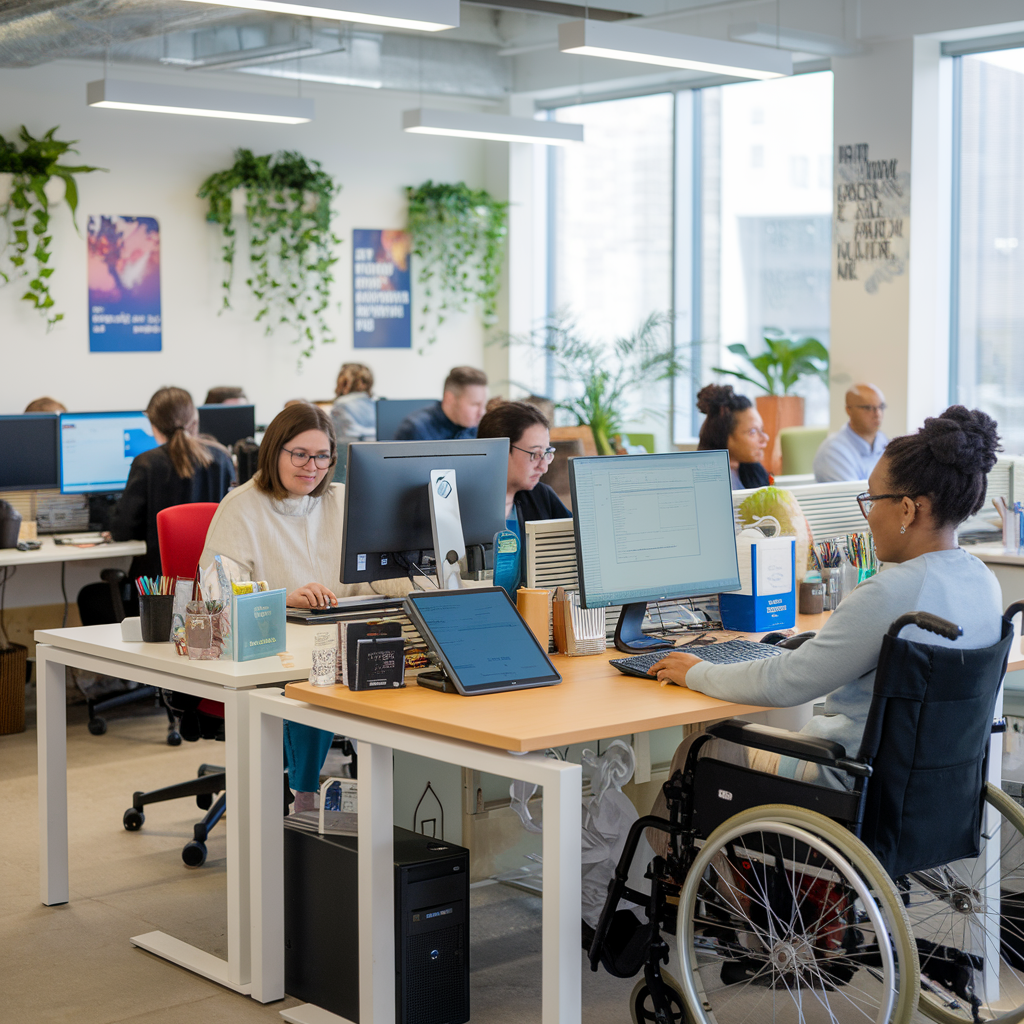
[544,72,834,443]
[951,47,1024,453]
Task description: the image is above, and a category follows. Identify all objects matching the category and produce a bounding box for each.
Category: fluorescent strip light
[87,79,314,124]
[403,108,584,146]
[558,19,792,80]
[173,0,458,31]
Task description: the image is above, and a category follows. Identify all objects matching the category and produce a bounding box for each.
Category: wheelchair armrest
[705,718,872,777]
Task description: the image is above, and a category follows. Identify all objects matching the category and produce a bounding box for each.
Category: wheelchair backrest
[856,615,1013,878]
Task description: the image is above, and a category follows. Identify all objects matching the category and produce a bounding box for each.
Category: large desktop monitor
[59,411,158,494]
[375,398,435,441]
[0,414,60,492]
[341,438,508,583]
[569,450,741,653]
[198,404,256,447]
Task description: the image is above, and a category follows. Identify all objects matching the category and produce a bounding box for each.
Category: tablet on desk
[404,587,561,696]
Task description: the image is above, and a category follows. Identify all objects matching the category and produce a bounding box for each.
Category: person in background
[647,406,1002,846]
[477,401,571,591]
[108,387,235,580]
[814,383,889,483]
[393,366,488,441]
[199,403,378,812]
[696,383,770,489]
[485,396,505,414]
[204,386,248,406]
[331,362,376,463]
[24,397,67,413]
[523,393,556,423]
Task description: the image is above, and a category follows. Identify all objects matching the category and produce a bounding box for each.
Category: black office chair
[589,605,1023,1024]
[75,568,179,744]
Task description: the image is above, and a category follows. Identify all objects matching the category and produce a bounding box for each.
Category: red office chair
[124,501,228,867]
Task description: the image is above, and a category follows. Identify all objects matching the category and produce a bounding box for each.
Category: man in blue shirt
[813,383,889,482]
[393,366,488,440]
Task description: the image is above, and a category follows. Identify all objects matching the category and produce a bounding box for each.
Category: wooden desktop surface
[284,614,833,752]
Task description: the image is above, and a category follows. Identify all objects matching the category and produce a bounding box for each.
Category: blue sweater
[393,402,476,441]
[686,548,1002,785]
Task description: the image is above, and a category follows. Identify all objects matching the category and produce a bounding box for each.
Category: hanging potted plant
[405,180,507,348]
[712,333,829,475]
[0,127,104,328]
[198,148,341,361]
[506,312,680,456]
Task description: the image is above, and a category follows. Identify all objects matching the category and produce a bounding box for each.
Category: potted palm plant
[712,333,828,475]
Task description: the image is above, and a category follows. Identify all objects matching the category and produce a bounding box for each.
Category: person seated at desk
[331,362,375,483]
[204,386,248,406]
[477,402,572,588]
[199,402,377,811]
[814,382,889,483]
[393,366,487,441]
[696,384,770,489]
[108,387,234,580]
[24,396,67,413]
[646,405,1002,841]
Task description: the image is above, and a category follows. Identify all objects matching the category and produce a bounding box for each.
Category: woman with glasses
[477,401,571,591]
[648,405,1002,813]
[201,402,377,811]
[696,383,770,489]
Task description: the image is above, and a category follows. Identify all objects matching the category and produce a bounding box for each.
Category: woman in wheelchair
[590,407,1024,1024]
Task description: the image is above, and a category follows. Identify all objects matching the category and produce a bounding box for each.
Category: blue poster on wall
[87,216,162,352]
[353,228,412,349]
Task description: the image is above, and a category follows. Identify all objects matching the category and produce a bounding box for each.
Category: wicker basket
[0,644,28,734]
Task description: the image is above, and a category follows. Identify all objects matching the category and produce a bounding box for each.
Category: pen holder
[139,594,174,643]
[820,568,844,611]
[516,588,550,649]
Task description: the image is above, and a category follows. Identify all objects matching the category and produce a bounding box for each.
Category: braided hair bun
[696,384,754,451]
[885,405,1001,527]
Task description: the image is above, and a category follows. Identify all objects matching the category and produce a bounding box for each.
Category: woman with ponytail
[109,387,235,579]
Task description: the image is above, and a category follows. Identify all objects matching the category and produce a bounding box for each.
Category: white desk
[0,536,145,568]
[35,622,318,995]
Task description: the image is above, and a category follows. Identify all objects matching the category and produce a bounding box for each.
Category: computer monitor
[375,398,436,441]
[198,404,256,447]
[341,438,508,583]
[59,411,158,494]
[569,450,741,653]
[0,414,60,491]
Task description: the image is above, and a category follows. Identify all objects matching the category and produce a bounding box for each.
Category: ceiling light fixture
[558,19,792,80]
[87,79,314,124]
[173,0,458,31]
[402,108,584,146]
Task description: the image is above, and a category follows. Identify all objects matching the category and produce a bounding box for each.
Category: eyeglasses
[851,403,887,413]
[512,445,557,464]
[282,447,333,469]
[856,492,909,518]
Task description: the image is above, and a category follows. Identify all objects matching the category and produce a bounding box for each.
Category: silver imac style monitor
[569,450,741,653]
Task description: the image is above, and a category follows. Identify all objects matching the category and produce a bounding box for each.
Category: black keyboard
[610,639,786,678]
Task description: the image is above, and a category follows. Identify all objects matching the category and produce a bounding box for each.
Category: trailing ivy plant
[406,180,508,348]
[198,148,341,360]
[0,127,103,328]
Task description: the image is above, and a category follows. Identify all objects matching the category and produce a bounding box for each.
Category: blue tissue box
[719,538,796,633]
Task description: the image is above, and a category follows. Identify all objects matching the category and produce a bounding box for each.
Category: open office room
[4,1,1024,1023]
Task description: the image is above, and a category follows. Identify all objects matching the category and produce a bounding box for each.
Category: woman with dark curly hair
[696,383,770,489]
[649,405,1004,802]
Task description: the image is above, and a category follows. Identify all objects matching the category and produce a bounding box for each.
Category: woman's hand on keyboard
[648,651,702,688]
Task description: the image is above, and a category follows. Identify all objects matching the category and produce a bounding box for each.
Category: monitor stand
[428,468,465,589]
[613,602,676,654]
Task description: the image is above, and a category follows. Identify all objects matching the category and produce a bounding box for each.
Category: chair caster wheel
[182,841,207,868]
[167,730,181,746]
[197,794,213,810]
[88,718,107,736]
[123,808,145,831]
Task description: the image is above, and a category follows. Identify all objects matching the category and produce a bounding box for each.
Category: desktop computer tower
[284,824,470,1024]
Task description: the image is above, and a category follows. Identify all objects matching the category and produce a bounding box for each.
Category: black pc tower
[284,824,470,1024]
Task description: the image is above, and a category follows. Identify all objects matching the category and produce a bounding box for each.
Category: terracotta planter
[756,395,804,476]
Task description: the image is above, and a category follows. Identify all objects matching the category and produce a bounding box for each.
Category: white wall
[0,60,498,423]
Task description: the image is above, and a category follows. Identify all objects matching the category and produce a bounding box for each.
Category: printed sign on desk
[87,216,162,352]
[353,228,412,348]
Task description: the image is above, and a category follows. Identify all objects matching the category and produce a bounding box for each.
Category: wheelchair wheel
[631,968,689,1023]
[904,783,1024,1024]
[677,806,919,1024]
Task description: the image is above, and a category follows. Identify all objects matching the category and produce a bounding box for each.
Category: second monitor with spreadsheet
[568,450,741,653]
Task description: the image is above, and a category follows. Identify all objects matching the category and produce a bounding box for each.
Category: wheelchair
[589,605,1024,1024]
